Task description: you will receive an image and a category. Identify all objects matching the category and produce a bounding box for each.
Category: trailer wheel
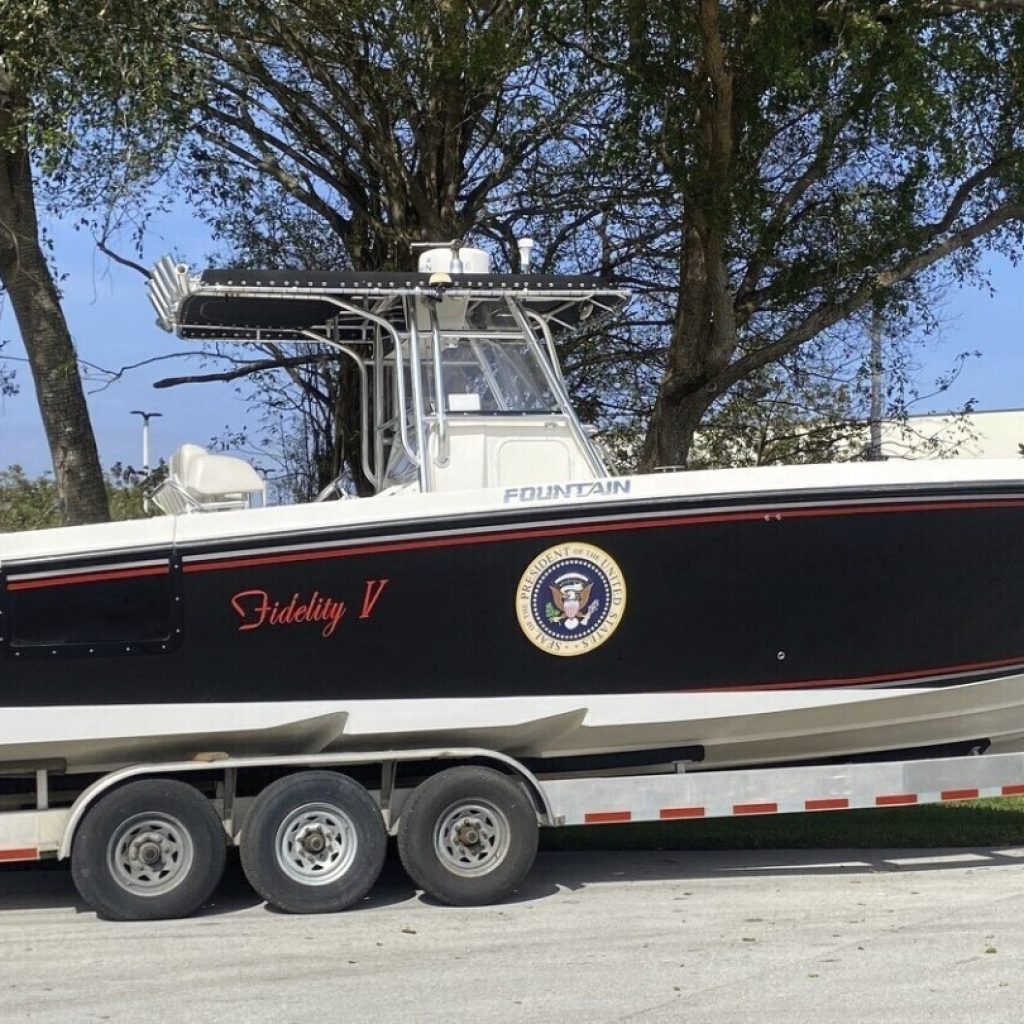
[71,779,227,921]
[240,772,386,914]
[397,766,539,906]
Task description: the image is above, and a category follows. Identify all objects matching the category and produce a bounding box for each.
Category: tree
[690,325,980,467]
[0,1,187,524]
[0,338,17,397]
[73,0,1020,490]
[0,464,59,531]
[144,0,623,492]
[0,62,108,522]
[174,0,595,268]
[550,1,1024,468]
[0,463,161,531]
[168,1,1024,483]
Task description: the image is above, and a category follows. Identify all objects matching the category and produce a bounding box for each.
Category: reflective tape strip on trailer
[0,808,70,860]
[541,754,1024,827]
[0,847,40,863]
[573,782,1024,825]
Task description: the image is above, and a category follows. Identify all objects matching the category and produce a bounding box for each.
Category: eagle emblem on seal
[547,573,598,631]
[516,542,627,656]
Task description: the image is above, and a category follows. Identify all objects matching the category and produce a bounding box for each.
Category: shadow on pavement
[521,844,1024,892]
[0,847,420,919]
[3,843,1022,918]
[376,843,1024,909]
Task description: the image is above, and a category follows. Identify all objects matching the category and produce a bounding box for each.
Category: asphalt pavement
[1,846,1023,1023]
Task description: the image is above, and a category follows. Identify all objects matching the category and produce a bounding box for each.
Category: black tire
[71,779,227,921]
[397,766,539,907]
[239,771,386,914]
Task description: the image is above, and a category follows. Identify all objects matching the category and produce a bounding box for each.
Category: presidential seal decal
[515,542,626,656]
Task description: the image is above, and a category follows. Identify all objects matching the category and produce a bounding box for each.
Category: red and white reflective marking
[0,847,40,863]
[567,779,1024,827]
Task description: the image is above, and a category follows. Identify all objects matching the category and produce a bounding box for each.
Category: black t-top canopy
[167,269,627,340]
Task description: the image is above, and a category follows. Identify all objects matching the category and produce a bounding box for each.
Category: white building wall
[879,409,1024,460]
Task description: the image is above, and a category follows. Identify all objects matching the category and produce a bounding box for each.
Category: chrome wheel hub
[435,801,510,877]
[275,803,358,885]
[107,814,194,896]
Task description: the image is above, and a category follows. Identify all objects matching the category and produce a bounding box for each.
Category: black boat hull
[3,470,1024,773]
[3,487,1024,705]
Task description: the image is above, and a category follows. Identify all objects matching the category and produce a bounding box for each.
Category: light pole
[867,307,884,461]
[130,410,163,472]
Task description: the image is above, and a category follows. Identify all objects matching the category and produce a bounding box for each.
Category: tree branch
[96,239,151,279]
[717,200,1024,394]
[153,352,332,389]
[819,0,1024,20]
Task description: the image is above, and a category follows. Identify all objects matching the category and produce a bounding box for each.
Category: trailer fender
[56,746,556,860]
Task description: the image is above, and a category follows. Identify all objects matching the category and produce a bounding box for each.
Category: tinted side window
[7,572,173,647]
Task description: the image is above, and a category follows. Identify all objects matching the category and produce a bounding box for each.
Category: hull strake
[2,675,1024,774]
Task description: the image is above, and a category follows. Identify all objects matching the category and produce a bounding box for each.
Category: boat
[2,241,1024,778]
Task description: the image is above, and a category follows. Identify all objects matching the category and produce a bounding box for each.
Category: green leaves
[0,465,61,532]
[0,464,162,532]
[7,0,1022,486]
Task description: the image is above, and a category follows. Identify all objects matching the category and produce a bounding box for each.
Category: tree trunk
[638,217,738,470]
[638,0,738,472]
[0,119,110,525]
[641,386,717,471]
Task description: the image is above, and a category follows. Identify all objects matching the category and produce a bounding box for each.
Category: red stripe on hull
[170,497,1024,694]
[8,496,1024,698]
[700,654,1024,693]
[8,566,169,591]
[181,497,1024,576]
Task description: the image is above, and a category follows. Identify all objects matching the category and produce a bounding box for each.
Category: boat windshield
[428,339,560,414]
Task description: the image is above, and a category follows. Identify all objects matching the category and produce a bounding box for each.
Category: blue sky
[0,208,251,476]
[0,209,1021,477]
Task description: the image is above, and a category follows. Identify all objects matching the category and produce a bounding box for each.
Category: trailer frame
[2,746,1024,915]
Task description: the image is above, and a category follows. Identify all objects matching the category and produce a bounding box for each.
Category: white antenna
[448,239,464,275]
[517,237,535,273]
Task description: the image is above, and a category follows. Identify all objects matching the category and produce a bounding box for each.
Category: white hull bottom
[3,675,1024,775]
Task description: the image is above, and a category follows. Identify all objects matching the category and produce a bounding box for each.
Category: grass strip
[540,798,1024,851]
